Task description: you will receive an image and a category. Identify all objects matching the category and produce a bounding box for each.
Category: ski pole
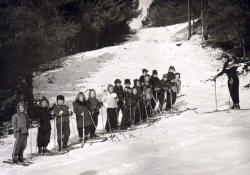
[215,80,218,111]
[54,116,56,149]
[88,111,97,129]
[60,114,63,151]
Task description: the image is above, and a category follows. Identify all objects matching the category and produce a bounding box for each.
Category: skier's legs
[56,122,62,148]
[63,122,70,146]
[77,127,83,139]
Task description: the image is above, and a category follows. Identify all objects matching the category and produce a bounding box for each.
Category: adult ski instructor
[213,54,240,109]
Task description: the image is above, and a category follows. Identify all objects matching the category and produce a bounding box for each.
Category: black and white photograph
[1,0,250,174]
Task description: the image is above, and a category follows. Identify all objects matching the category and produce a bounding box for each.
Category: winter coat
[102,92,118,108]
[150,76,161,91]
[131,94,140,108]
[87,98,102,115]
[35,107,52,131]
[12,112,29,138]
[124,92,133,108]
[73,100,92,128]
[113,85,124,102]
[53,104,70,124]
[139,75,145,85]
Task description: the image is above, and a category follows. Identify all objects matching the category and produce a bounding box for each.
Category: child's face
[79,95,84,101]
[143,72,147,76]
[57,100,64,105]
[90,91,95,98]
[125,84,131,87]
[169,69,174,73]
[109,87,113,93]
[128,89,132,93]
[41,101,48,108]
[116,83,121,87]
[153,74,157,78]
[175,74,180,80]
[145,76,150,81]
[163,77,167,81]
[19,106,25,113]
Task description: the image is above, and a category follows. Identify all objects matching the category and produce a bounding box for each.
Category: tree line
[143,0,250,58]
[0,0,139,124]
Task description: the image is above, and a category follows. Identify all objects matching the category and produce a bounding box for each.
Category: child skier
[159,74,169,111]
[36,96,52,154]
[73,92,87,142]
[149,70,161,110]
[141,86,153,119]
[12,102,29,163]
[121,87,133,129]
[86,89,102,138]
[131,87,141,125]
[113,79,124,114]
[102,84,119,132]
[53,95,71,150]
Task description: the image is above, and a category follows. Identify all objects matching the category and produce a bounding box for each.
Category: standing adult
[213,54,240,109]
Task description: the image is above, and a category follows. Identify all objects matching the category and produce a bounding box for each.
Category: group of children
[11,66,181,163]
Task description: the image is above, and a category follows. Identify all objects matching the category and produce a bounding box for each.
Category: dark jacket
[12,112,29,138]
[124,92,133,108]
[139,75,145,85]
[53,104,70,124]
[150,76,161,91]
[87,98,102,115]
[131,94,140,108]
[73,100,92,128]
[113,85,124,101]
[36,107,52,131]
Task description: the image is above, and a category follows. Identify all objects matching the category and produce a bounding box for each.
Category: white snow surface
[1,9,250,175]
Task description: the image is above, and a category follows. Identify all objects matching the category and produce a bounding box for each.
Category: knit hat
[152,70,158,75]
[114,79,121,84]
[57,95,65,102]
[142,68,149,73]
[124,79,131,85]
[40,96,49,105]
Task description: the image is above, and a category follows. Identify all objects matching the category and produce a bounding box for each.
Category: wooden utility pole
[188,0,191,40]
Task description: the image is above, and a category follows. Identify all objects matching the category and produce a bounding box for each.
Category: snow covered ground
[1,2,250,174]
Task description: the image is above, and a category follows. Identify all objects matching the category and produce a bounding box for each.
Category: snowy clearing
[1,4,250,175]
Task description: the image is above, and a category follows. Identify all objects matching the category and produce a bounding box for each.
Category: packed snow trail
[1,18,250,175]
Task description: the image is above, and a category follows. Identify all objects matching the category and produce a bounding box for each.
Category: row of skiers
[11,66,181,163]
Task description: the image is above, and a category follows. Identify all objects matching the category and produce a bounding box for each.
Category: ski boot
[18,155,24,163]
[12,155,18,163]
[235,104,240,109]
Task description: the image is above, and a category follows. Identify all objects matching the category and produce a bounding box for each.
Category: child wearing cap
[52,95,71,151]
[35,96,52,154]
[12,102,29,163]
[150,70,161,110]
[113,79,124,114]
[121,86,133,129]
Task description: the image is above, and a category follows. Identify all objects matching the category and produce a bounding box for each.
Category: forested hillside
[0,0,139,123]
[143,0,250,58]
